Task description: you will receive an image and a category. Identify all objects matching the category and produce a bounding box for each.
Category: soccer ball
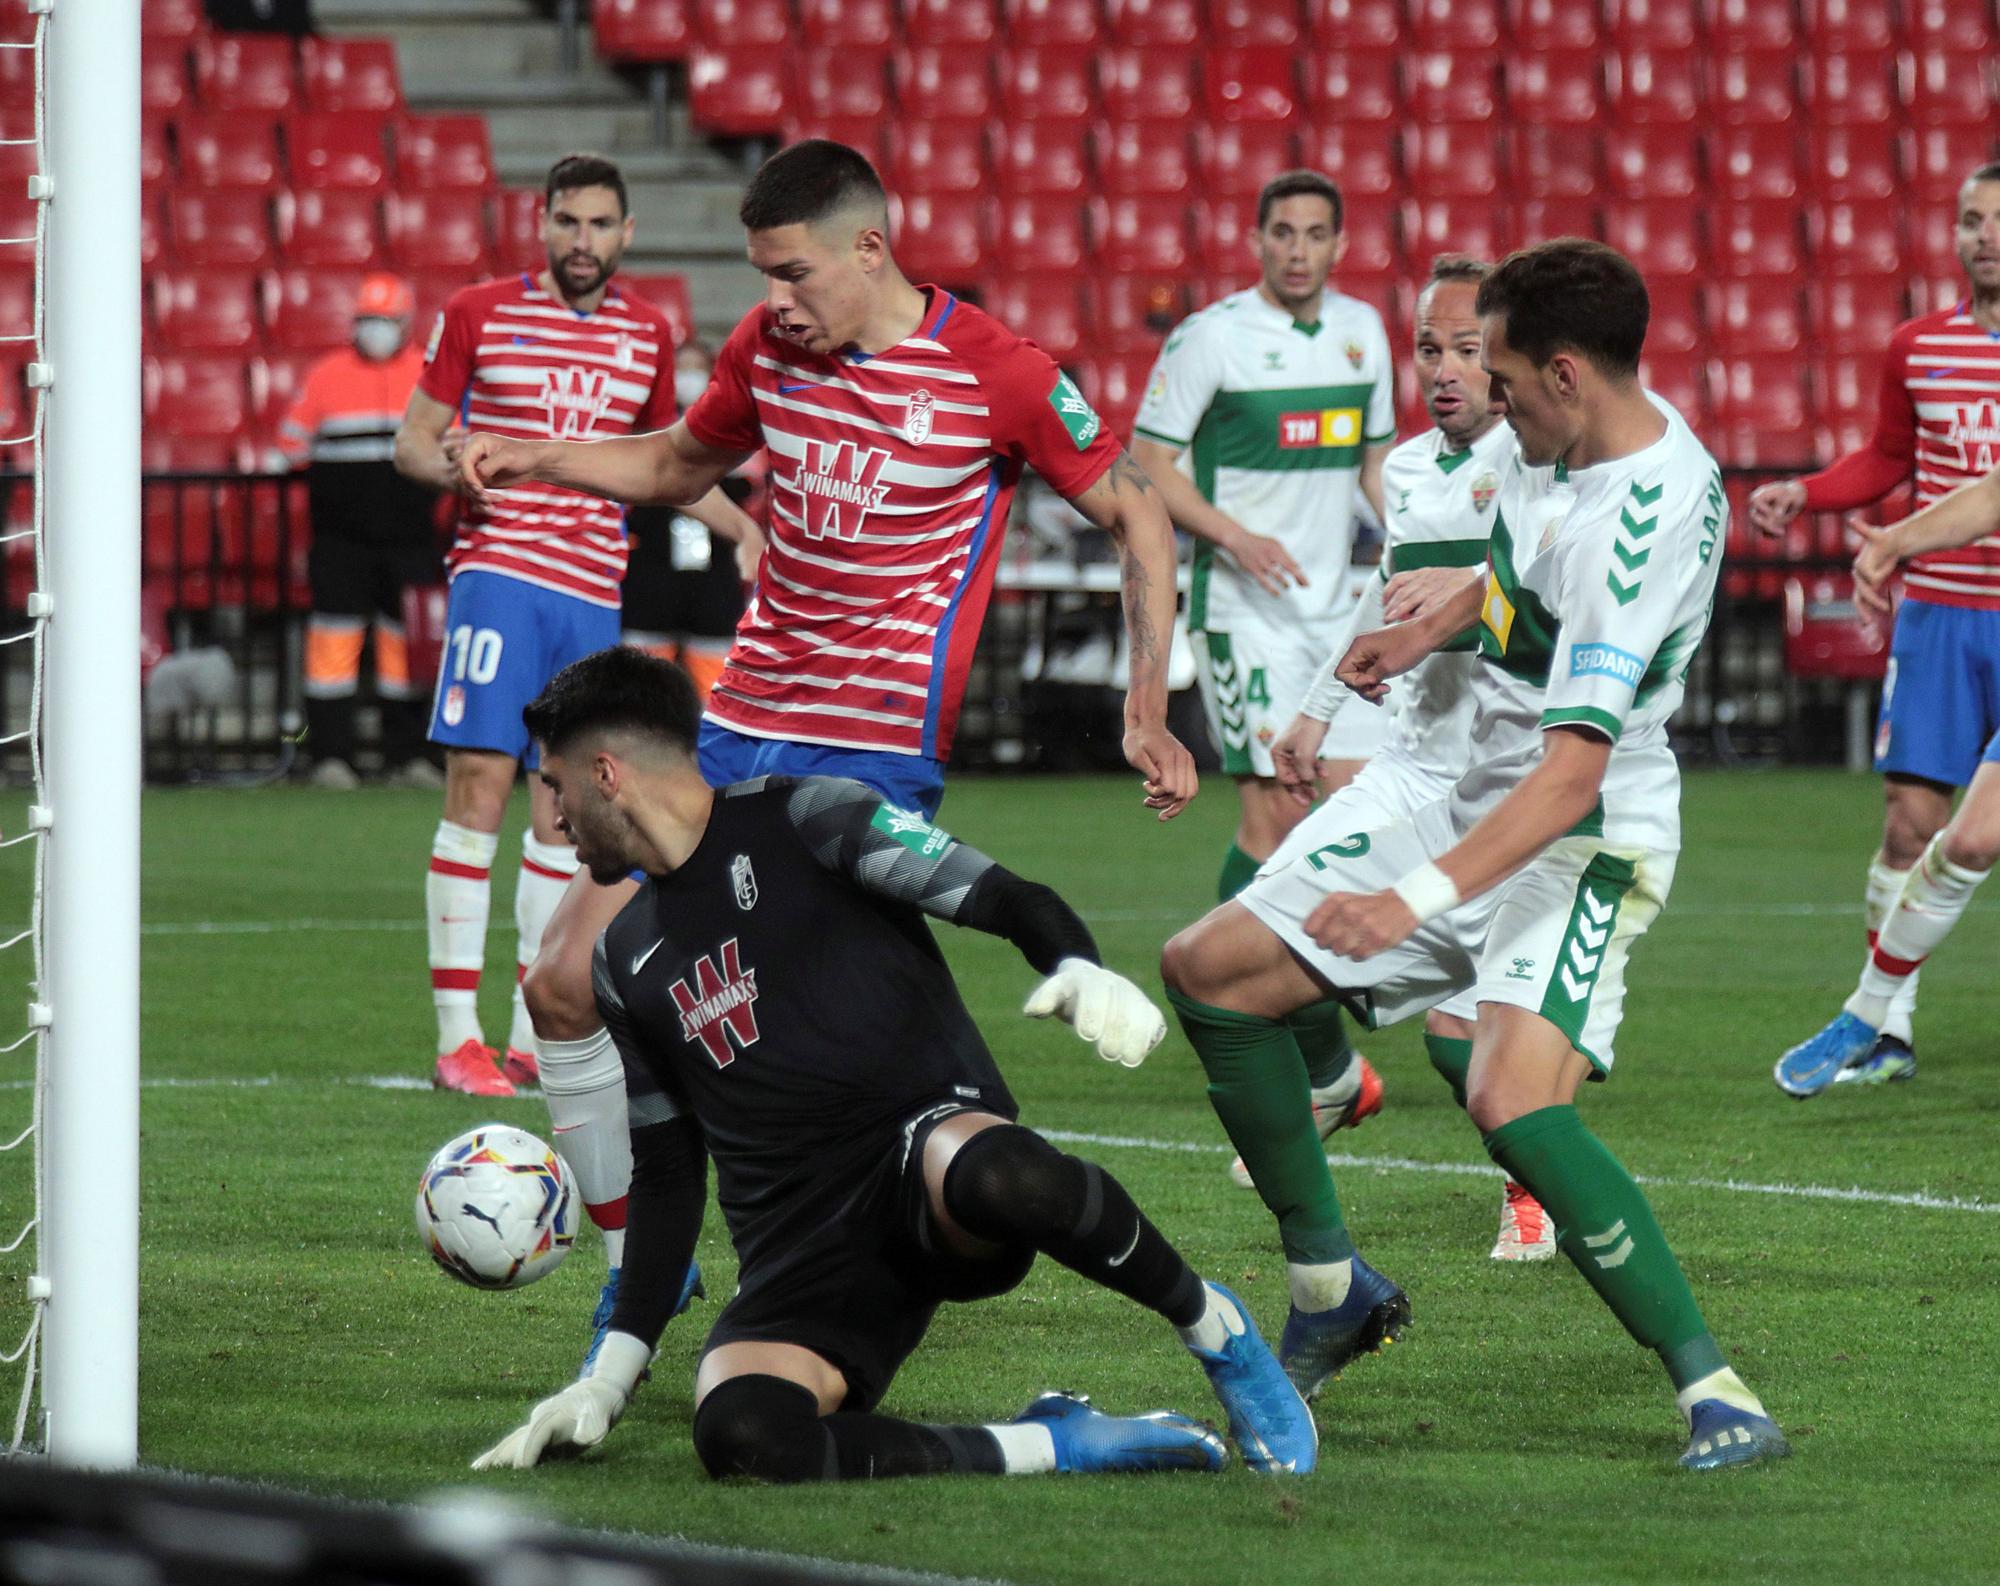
[415,1124,577,1290]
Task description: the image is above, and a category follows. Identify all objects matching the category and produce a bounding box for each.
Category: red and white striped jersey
[1803,304,2000,609]
[685,288,1120,760]
[419,274,677,609]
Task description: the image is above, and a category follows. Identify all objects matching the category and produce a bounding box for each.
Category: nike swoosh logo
[1926,368,1959,379]
[631,938,664,975]
[777,382,818,394]
[1106,1224,1142,1268]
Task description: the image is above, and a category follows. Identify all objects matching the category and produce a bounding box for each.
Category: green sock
[1483,1104,1721,1389]
[1167,987,1355,1263]
[1286,998,1355,1090]
[1424,1033,1471,1107]
[1218,842,1261,901]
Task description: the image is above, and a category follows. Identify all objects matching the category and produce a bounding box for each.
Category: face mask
[674,370,709,409]
[354,317,405,361]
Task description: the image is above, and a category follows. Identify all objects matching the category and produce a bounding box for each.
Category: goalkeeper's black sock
[941,1124,1206,1326]
[693,1375,1007,1481]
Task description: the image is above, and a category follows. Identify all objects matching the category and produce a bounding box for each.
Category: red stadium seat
[885,120,987,197]
[193,35,296,113]
[1809,353,1882,423]
[1073,350,1153,442]
[1711,201,1804,277]
[1909,220,1969,283]
[1605,49,1699,124]
[1711,354,1813,467]
[1799,0,1895,51]
[1601,197,1703,274]
[889,192,985,283]
[395,116,495,192]
[177,113,283,190]
[688,47,787,134]
[141,115,172,187]
[1636,348,1705,422]
[1706,0,1792,50]
[1104,0,1202,47]
[997,47,1096,123]
[263,267,365,352]
[1504,51,1602,126]
[1402,196,1511,264]
[591,0,694,60]
[1643,277,1702,354]
[1088,273,1189,351]
[153,269,262,353]
[1603,0,1699,50]
[1301,48,1399,125]
[275,189,384,268]
[1805,126,1899,201]
[1515,196,1600,244]
[1212,0,1304,47]
[1905,51,1999,129]
[780,112,885,157]
[1306,0,1402,49]
[165,189,276,269]
[1404,124,1502,197]
[618,272,694,348]
[1204,47,1299,123]
[1099,46,1198,124]
[1197,123,1300,200]
[140,0,205,43]
[1705,278,1805,354]
[991,121,1091,196]
[1098,195,1190,274]
[1710,48,1797,126]
[1809,198,1904,276]
[493,187,545,270]
[1002,0,1102,47]
[1802,49,1899,127]
[287,111,389,192]
[789,50,891,120]
[691,0,791,47]
[1298,123,1398,196]
[1907,0,1996,50]
[250,351,316,428]
[0,266,30,340]
[145,357,252,440]
[1783,573,1890,680]
[797,0,895,47]
[298,37,401,114]
[1511,125,1604,198]
[407,268,471,338]
[1100,123,1195,197]
[1509,0,1599,49]
[890,49,993,122]
[1708,127,1799,202]
[977,276,1085,363]
[1601,125,1695,197]
[900,0,999,47]
[140,189,165,268]
[1402,52,1498,123]
[1408,0,1501,49]
[1331,192,1399,273]
[1910,128,2000,203]
[384,191,489,273]
[1807,279,1907,347]
[141,51,190,115]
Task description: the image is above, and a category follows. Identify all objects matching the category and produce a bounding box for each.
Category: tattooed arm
[1067,450,1199,820]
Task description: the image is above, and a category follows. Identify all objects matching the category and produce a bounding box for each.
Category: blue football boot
[1679,1399,1792,1471]
[579,1259,704,1377]
[1835,1032,1917,1086]
[1278,1255,1410,1402]
[1013,1391,1227,1474]
[1774,1010,1879,1097]
[1184,1283,1318,1474]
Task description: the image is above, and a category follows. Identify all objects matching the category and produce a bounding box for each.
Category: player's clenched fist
[1303,889,1418,960]
[455,432,547,504]
[1335,623,1430,706]
[1024,958,1167,1068]
[1746,478,1807,539]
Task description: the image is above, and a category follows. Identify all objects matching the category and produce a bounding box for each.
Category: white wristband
[1391,862,1461,924]
[584,1330,652,1397]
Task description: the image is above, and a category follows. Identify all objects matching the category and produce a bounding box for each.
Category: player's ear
[1331,229,1349,267]
[592,748,621,800]
[1549,350,1584,404]
[854,220,887,277]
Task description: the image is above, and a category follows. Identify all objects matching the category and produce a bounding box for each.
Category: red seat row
[130,34,403,117]
[144,112,495,195]
[140,190,499,277]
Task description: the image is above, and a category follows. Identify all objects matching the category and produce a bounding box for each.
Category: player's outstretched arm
[394,389,469,494]
[1335,573,1483,704]
[457,420,749,512]
[680,486,767,583]
[1852,466,2000,620]
[1068,451,1199,820]
[1131,436,1306,596]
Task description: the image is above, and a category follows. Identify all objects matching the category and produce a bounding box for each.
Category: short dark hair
[1966,162,2000,188]
[545,152,627,217]
[1256,170,1343,232]
[740,139,887,231]
[522,646,701,762]
[1475,238,1649,377]
[1427,253,1491,286]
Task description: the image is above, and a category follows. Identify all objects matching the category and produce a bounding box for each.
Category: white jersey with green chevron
[1134,284,1396,632]
[1454,393,1724,854]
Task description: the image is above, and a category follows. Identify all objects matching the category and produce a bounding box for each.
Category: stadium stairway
[312,0,762,338]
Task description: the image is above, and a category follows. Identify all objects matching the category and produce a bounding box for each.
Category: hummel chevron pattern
[1558,889,1615,1001]
[1607,480,1662,607]
[1208,643,1249,750]
[1581,1218,1634,1269]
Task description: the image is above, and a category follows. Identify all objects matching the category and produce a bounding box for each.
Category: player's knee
[1160,923,1222,1002]
[691,1375,831,1483]
[522,943,598,1042]
[1463,1068,1526,1135]
[941,1123,1071,1241]
[1939,826,2000,874]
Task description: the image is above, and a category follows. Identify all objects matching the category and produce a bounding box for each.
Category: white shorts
[1240,797,1676,1071]
[1195,622,1389,780]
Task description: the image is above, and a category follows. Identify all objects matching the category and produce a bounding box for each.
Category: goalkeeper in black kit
[473,646,1318,1481]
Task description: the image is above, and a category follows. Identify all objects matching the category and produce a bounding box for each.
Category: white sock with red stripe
[428,820,498,1054]
[537,1027,632,1266]
[508,833,579,1058]
[1848,838,1989,1029]
[1864,850,1922,1044]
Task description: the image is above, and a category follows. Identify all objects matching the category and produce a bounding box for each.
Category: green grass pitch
[3,769,1997,1585]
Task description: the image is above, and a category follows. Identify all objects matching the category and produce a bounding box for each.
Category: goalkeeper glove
[1023,957,1167,1068]
[471,1331,650,1471]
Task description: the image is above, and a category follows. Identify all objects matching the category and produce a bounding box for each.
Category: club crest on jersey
[613,333,636,371]
[904,388,935,445]
[1345,339,1364,369]
[797,437,892,539]
[731,853,758,911]
[541,366,613,440]
[1471,472,1499,513]
[668,937,760,1068]
[441,684,465,726]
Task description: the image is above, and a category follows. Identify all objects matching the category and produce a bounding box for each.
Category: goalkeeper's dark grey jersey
[593,776,1029,1258]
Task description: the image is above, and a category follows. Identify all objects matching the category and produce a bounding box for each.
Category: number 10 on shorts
[446,625,504,686]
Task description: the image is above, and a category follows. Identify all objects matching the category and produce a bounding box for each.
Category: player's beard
[552,250,614,302]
